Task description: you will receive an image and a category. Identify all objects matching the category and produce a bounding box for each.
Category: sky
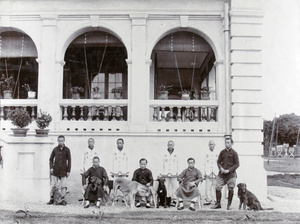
[262,0,300,120]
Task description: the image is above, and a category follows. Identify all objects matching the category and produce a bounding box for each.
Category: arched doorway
[63,31,128,100]
[0,31,38,99]
[150,31,216,101]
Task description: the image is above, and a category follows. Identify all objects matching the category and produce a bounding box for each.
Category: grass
[1,209,300,224]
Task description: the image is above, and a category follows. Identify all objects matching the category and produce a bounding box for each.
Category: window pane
[116,73,122,82]
[109,73,116,82]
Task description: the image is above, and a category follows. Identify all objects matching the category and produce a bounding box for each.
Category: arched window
[151,31,216,100]
[63,31,128,100]
[0,31,38,99]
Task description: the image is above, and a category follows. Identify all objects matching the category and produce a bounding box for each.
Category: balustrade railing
[150,100,218,122]
[59,100,128,121]
[0,99,38,121]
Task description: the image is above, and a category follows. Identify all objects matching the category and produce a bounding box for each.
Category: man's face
[58,137,65,147]
[139,160,147,169]
[88,139,94,149]
[225,140,232,149]
[93,158,100,167]
[188,160,195,169]
[209,141,215,151]
[117,140,124,150]
[167,141,174,150]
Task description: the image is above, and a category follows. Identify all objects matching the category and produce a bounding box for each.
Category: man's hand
[66,172,70,177]
[104,185,109,193]
[189,181,196,187]
[146,183,151,187]
[223,170,229,174]
[50,169,53,175]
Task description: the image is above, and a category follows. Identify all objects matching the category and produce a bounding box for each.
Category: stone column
[129,13,148,132]
[37,14,61,130]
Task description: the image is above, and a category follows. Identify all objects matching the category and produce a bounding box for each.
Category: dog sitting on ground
[237,183,273,211]
[112,177,157,209]
[51,186,68,205]
[156,178,168,208]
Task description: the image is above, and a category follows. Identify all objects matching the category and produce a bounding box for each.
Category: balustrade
[59,100,128,121]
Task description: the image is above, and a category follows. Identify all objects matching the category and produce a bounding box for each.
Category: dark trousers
[84,183,104,201]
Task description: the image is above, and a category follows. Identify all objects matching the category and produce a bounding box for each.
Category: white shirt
[204,149,219,177]
[83,148,99,172]
[113,149,128,174]
[163,152,178,175]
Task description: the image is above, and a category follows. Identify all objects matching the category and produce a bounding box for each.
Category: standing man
[132,158,154,208]
[203,140,219,205]
[177,158,203,211]
[212,138,239,210]
[162,140,178,206]
[47,135,71,205]
[112,138,128,176]
[82,138,98,173]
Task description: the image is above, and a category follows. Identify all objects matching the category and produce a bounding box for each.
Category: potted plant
[70,86,84,99]
[179,89,191,100]
[158,84,172,100]
[92,86,101,99]
[0,74,14,99]
[35,110,52,137]
[111,87,124,99]
[200,86,211,100]
[8,108,31,137]
[22,83,36,99]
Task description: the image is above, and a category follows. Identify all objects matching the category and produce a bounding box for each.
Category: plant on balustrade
[70,86,84,99]
[8,108,31,137]
[111,87,124,99]
[200,86,211,100]
[36,110,52,129]
[158,84,172,100]
[35,110,52,137]
[22,83,36,99]
[178,89,191,100]
[92,86,101,99]
[0,74,14,91]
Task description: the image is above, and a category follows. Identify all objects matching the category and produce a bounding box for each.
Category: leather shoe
[46,199,54,205]
[145,203,152,208]
[211,203,221,209]
[136,202,141,207]
[189,206,196,211]
[177,206,184,210]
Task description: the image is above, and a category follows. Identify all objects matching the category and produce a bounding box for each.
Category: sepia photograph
[0,0,299,223]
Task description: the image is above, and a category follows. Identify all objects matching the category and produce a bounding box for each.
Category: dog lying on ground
[112,177,157,209]
[156,178,168,208]
[51,186,68,205]
[237,183,273,211]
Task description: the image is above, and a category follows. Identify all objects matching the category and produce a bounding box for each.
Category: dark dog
[156,178,168,208]
[237,183,273,211]
[90,176,102,191]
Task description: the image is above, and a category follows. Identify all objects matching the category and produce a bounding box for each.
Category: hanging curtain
[0,32,37,58]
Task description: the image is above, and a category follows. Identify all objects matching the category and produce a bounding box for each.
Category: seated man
[82,156,109,208]
[132,158,154,208]
[177,157,203,211]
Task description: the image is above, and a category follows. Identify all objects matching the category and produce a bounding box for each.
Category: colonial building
[0,0,265,203]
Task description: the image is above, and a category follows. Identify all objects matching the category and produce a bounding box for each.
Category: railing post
[169,106,174,122]
[0,106,4,121]
[87,106,92,121]
[120,106,124,121]
[71,106,76,120]
[153,106,158,122]
[161,106,166,122]
[79,106,83,120]
[194,107,199,122]
[185,107,190,122]
[103,106,108,121]
[111,106,116,121]
[177,107,182,122]
[201,106,207,122]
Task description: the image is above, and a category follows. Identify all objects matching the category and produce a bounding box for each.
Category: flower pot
[181,93,190,100]
[158,91,169,100]
[72,93,80,99]
[11,128,29,137]
[35,129,50,137]
[114,92,122,99]
[27,91,36,99]
[92,93,101,99]
[3,90,13,99]
[201,91,210,100]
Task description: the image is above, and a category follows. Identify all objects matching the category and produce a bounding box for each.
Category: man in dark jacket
[82,156,108,208]
[47,135,71,205]
[132,158,154,208]
[212,138,239,210]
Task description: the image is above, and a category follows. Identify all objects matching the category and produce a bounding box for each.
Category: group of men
[47,136,239,211]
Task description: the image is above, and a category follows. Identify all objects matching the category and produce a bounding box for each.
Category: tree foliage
[264,113,300,151]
